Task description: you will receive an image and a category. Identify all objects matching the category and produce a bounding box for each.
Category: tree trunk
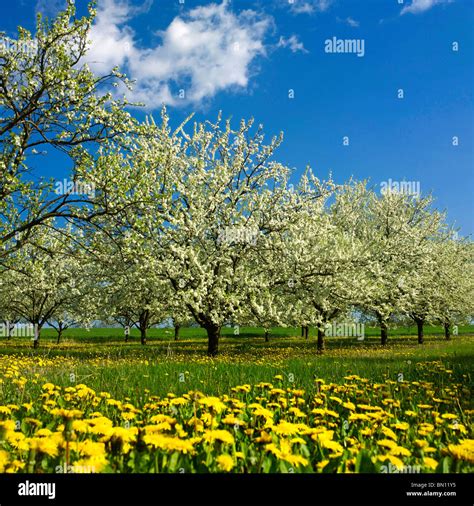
[56,328,63,345]
[205,322,221,357]
[415,317,424,344]
[305,326,309,339]
[317,328,324,353]
[380,320,388,345]
[264,329,269,342]
[301,326,305,337]
[139,310,149,345]
[140,327,147,346]
[33,325,41,348]
[6,321,16,340]
[174,324,181,341]
[444,321,451,340]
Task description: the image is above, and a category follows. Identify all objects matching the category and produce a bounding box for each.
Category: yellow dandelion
[203,430,234,445]
[216,454,234,472]
[423,457,438,470]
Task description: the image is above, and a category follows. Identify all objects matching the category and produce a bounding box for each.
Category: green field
[1,325,473,398]
[1,327,473,474]
[27,323,474,341]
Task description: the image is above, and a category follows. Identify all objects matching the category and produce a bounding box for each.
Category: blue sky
[5,0,474,235]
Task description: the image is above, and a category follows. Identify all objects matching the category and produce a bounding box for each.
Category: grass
[1,326,473,400]
[20,323,474,342]
[1,327,473,474]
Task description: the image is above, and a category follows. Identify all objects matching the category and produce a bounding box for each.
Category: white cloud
[287,0,333,15]
[400,0,454,15]
[86,0,272,108]
[337,16,360,27]
[87,0,137,74]
[277,35,308,53]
